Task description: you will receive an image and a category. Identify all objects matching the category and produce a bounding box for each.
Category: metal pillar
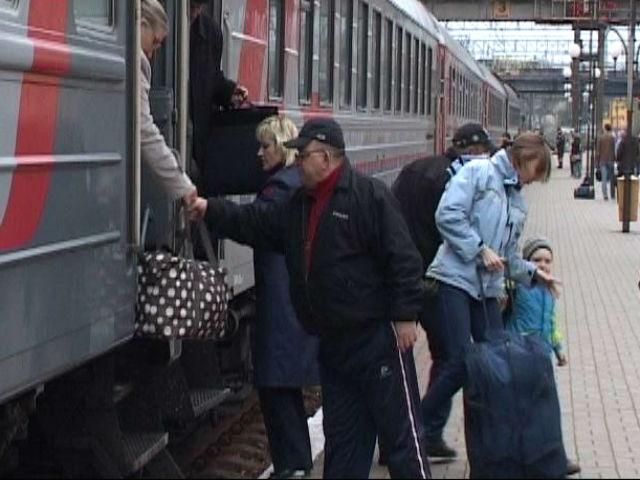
[572,28,581,133]
[595,26,606,186]
[623,0,637,233]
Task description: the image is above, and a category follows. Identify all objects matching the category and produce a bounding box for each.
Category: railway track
[171,388,322,479]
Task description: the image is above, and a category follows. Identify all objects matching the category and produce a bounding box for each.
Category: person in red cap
[203,118,430,479]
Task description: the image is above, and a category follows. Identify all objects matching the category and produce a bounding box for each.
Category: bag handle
[197,221,219,269]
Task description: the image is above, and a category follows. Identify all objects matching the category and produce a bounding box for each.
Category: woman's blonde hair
[141,0,169,34]
[256,115,299,167]
[510,132,552,183]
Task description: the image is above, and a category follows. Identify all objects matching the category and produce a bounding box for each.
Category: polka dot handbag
[135,224,233,340]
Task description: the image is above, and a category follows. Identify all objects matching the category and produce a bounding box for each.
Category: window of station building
[339,0,353,108]
[299,0,314,103]
[372,10,381,110]
[413,37,419,114]
[426,47,433,115]
[395,26,403,112]
[75,0,114,27]
[419,43,426,116]
[319,0,335,105]
[268,0,285,99]
[403,31,411,113]
[384,18,393,111]
[356,1,369,110]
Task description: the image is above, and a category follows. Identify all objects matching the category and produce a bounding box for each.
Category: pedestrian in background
[203,118,430,479]
[393,123,496,459]
[251,116,320,479]
[556,128,565,169]
[596,124,616,200]
[420,133,558,455]
[570,133,582,179]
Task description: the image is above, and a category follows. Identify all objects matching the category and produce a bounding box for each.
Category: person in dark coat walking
[203,118,430,479]
[392,123,495,459]
[189,0,248,173]
[252,116,320,478]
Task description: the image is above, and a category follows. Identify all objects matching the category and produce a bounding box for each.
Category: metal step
[142,449,185,479]
[122,432,168,475]
[189,388,231,418]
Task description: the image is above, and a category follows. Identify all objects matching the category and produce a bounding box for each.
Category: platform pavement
[308,164,640,479]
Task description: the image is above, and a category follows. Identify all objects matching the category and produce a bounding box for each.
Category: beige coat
[140,53,195,200]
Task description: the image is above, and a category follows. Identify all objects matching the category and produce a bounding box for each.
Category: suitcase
[203,106,279,196]
[465,272,567,478]
[464,331,567,478]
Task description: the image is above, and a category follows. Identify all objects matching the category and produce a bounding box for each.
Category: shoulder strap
[197,221,219,269]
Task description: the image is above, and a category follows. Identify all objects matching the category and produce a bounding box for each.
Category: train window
[372,10,381,110]
[384,18,393,111]
[339,0,353,108]
[75,0,114,27]
[413,37,419,114]
[299,0,314,103]
[319,0,335,104]
[356,1,369,110]
[0,0,17,10]
[395,26,402,112]
[268,0,284,99]
[427,47,433,115]
[403,32,411,113]
[419,43,426,116]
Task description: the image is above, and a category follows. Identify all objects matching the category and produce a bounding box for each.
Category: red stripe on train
[0,0,70,251]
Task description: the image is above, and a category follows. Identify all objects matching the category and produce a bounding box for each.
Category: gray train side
[0,0,522,475]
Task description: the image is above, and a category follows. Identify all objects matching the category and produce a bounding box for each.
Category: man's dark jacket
[205,161,424,335]
[190,14,237,169]
[392,150,458,272]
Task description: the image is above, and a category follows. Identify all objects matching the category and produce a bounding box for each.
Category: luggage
[202,106,278,196]
[135,222,233,341]
[463,331,567,478]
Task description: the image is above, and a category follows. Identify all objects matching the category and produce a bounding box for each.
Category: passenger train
[0,0,521,475]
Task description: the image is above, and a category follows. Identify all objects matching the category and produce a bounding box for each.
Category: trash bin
[617,176,639,222]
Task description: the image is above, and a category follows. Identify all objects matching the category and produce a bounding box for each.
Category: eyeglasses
[296,149,327,161]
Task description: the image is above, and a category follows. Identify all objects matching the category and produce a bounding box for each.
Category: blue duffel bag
[464,330,567,479]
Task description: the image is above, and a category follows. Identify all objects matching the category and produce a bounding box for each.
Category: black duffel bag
[135,222,233,341]
[202,106,278,196]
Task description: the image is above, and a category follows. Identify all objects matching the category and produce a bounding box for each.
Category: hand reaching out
[394,321,418,353]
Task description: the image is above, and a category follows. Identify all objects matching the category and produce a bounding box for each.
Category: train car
[0,0,524,476]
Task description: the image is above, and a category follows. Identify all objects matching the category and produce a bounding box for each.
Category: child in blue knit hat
[505,236,581,475]
[506,236,567,366]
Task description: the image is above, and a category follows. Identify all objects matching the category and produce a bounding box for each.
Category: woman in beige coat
[140,0,207,219]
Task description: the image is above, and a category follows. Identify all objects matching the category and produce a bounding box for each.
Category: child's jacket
[506,284,564,357]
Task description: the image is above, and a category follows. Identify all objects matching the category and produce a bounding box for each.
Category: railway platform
[305,163,640,479]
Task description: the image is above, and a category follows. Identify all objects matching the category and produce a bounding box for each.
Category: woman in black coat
[253,116,320,478]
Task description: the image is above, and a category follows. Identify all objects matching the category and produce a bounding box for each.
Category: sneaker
[425,438,457,458]
[604,196,609,201]
[566,459,581,476]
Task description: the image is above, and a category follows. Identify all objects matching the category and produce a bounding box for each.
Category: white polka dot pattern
[135,251,232,340]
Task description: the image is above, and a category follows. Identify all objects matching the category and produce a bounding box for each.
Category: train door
[0,0,136,401]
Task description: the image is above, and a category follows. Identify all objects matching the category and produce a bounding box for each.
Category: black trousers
[320,322,430,479]
[258,388,313,474]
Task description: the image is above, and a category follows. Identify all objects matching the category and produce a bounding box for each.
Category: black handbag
[135,222,232,341]
[596,168,602,182]
[202,106,279,196]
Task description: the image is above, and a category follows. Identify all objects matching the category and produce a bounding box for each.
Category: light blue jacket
[427,149,537,299]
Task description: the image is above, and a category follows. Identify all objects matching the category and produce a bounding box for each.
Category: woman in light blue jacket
[421,132,557,441]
